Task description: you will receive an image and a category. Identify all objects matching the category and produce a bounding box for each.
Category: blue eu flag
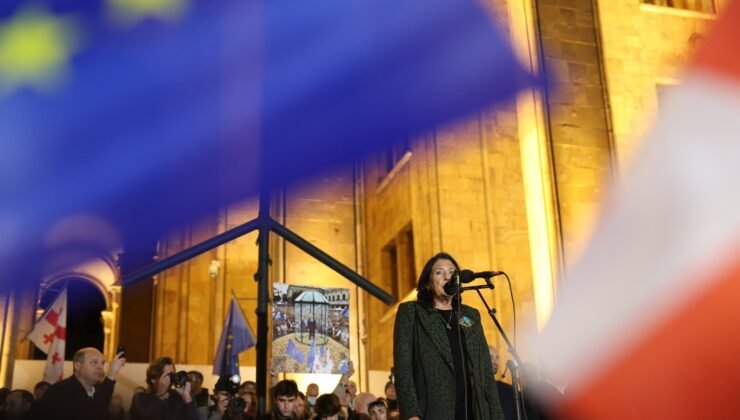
[0,0,534,287]
[213,296,255,377]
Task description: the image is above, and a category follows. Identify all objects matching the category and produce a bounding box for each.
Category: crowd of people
[0,344,556,420]
[0,347,399,420]
[261,375,398,420]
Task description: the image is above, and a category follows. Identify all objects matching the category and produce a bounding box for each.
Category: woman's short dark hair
[314,393,341,418]
[146,357,175,392]
[416,252,461,307]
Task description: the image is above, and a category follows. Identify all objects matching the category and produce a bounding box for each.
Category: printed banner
[272,284,350,374]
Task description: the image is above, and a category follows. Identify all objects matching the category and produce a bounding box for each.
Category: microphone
[459,269,505,283]
[443,272,460,296]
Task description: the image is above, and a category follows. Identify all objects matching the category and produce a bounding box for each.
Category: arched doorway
[33,278,107,360]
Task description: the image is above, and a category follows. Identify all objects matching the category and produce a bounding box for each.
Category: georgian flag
[529,2,740,418]
[27,289,67,383]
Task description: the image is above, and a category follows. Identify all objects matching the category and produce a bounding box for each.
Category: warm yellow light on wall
[505,0,560,331]
[520,126,556,329]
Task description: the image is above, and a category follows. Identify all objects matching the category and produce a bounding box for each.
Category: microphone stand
[459,279,525,420]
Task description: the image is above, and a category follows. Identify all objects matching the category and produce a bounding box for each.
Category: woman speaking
[393,253,504,420]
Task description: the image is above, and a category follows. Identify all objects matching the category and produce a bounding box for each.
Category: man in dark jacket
[489,346,516,420]
[32,347,125,420]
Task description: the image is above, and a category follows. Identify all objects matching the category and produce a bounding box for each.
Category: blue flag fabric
[286,339,305,364]
[213,296,256,377]
[341,307,349,318]
[306,337,317,371]
[0,0,533,287]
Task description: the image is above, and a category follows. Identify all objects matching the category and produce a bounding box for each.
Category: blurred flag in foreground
[27,288,67,383]
[530,2,740,419]
[0,0,533,287]
[213,296,255,377]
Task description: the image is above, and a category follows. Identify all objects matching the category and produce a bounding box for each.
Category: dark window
[381,224,416,300]
[643,0,715,13]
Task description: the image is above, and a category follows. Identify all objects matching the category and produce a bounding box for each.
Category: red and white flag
[28,288,67,383]
[529,2,740,418]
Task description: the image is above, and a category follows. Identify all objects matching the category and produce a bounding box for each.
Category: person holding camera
[130,356,200,420]
[207,375,254,420]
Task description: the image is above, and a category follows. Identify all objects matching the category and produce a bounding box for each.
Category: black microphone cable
[452,271,469,420]
[503,272,517,348]
[500,271,527,420]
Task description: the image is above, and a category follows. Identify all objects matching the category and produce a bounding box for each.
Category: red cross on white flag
[27,288,67,383]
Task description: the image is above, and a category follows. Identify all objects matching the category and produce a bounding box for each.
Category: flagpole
[255,188,271,415]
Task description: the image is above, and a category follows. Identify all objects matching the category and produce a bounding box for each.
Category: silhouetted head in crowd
[354,393,376,415]
[0,388,9,407]
[306,383,319,406]
[384,382,396,401]
[240,380,257,396]
[187,371,204,395]
[314,394,341,420]
[3,389,34,420]
[346,380,357,398]
[33,381,50,401]
[488,345,501,376]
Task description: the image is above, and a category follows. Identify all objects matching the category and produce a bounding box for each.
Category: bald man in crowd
[32,347,125,420]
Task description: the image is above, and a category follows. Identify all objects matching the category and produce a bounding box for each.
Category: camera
[116,345,126,357]
[215,375,247,413]
[169,371,189,388]
[228,395,247,413]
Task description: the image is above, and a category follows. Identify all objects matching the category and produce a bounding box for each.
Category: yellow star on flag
[0,7,81,94]
[107,0,188,25]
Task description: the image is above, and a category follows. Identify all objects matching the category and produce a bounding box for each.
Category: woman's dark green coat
[393,301,504,420]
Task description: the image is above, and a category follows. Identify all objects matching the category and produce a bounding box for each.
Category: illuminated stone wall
[597,0,720,168]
